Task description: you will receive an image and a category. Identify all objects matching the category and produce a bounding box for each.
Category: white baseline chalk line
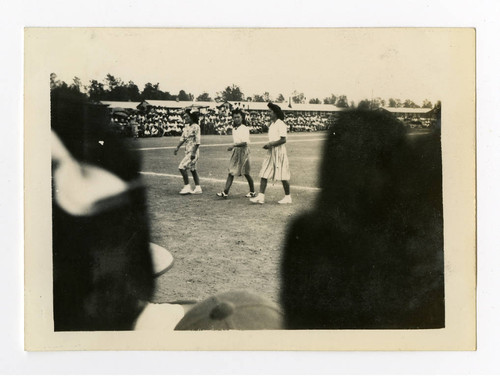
[139,171,321,192]
[133,137,327,151]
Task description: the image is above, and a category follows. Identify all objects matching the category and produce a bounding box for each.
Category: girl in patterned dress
[174,110,202,195]
[250,102,292,204]
[216,109,256,199]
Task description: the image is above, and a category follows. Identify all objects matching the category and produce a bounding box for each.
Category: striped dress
[259,119,291,181]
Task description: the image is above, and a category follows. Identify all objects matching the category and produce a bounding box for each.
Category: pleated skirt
[228,146,251,176]
[259,144,291,181]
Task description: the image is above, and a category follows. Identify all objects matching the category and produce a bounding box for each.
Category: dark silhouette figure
[281,110,444,329]
[51,89,154,331]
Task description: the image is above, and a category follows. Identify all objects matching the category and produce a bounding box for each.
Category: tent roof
[226,101,344,112]
[101,101,140,109]
[285,103,347,112]
[141,100,194,108]
[101,100,345,112]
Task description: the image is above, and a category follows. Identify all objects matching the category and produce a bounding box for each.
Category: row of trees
[50,74,437,109]
[49,74,349,106]
[214,85,285,104]
[356,97,439,110]
[248,90,436,109]
[50,73,195,103]
[202,87,353,107]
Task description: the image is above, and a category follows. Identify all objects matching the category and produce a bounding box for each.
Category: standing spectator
[129,117,139,139]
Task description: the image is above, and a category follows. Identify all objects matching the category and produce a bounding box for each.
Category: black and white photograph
[24,27,475,351]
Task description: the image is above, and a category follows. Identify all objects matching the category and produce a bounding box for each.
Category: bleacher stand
[108,103,335,137]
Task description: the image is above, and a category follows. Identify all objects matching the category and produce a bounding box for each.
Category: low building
[380,107,436,128]
[102,99,346,115]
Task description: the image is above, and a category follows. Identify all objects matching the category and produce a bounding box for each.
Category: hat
[267,102,285,120]
[174,291,284,330]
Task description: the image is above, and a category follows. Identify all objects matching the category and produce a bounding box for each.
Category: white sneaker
[191,186,203,195]
[179,185,192,195]
[278,195,292,204]
[245,192,257,198]
[250,193,265,204]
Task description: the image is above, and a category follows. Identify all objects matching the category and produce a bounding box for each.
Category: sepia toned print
[24,28,475,350]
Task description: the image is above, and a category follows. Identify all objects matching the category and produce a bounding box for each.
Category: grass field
[125,132,328,304]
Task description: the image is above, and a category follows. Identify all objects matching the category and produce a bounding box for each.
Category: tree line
[50,73,196,103]
[355,97,439,110]
[50,73,438,109]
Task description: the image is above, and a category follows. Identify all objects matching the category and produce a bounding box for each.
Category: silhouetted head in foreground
[51,88,154,331]
[281,110,444,329]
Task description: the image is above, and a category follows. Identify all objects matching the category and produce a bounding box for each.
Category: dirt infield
[127,133,326,304]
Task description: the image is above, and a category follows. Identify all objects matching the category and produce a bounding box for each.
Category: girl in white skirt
[250,102,291,204]
[217,109,256,198]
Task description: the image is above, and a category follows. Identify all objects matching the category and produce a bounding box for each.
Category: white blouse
[232,124,250,144]
[268,119,287,142]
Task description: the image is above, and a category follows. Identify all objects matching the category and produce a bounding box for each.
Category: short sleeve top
[180,123,201,153]
[268,119,287,142]
[232,125,250,144]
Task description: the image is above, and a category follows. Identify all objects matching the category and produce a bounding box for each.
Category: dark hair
[186,110,200,124]
[232,108,244,117]
[267,102,285,121]
[50,89,140,181]
[51,90,154,331]
[232,108,246,124]
[281,110,444,329]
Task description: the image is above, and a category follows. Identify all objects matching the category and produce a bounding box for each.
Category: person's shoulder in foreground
[281,109,444,330]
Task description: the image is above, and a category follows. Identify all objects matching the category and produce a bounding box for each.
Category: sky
[43,28,459,106]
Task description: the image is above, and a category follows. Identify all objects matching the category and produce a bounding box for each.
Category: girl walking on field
[174,110,202,195]
[250,102,292,204]
[217,109,256,199]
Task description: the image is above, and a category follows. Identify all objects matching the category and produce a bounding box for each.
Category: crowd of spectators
[110,107,186,138]
[286,113,331,132]
[395,115,433,128]
[110,105,334,138]
[203,107,272,135]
